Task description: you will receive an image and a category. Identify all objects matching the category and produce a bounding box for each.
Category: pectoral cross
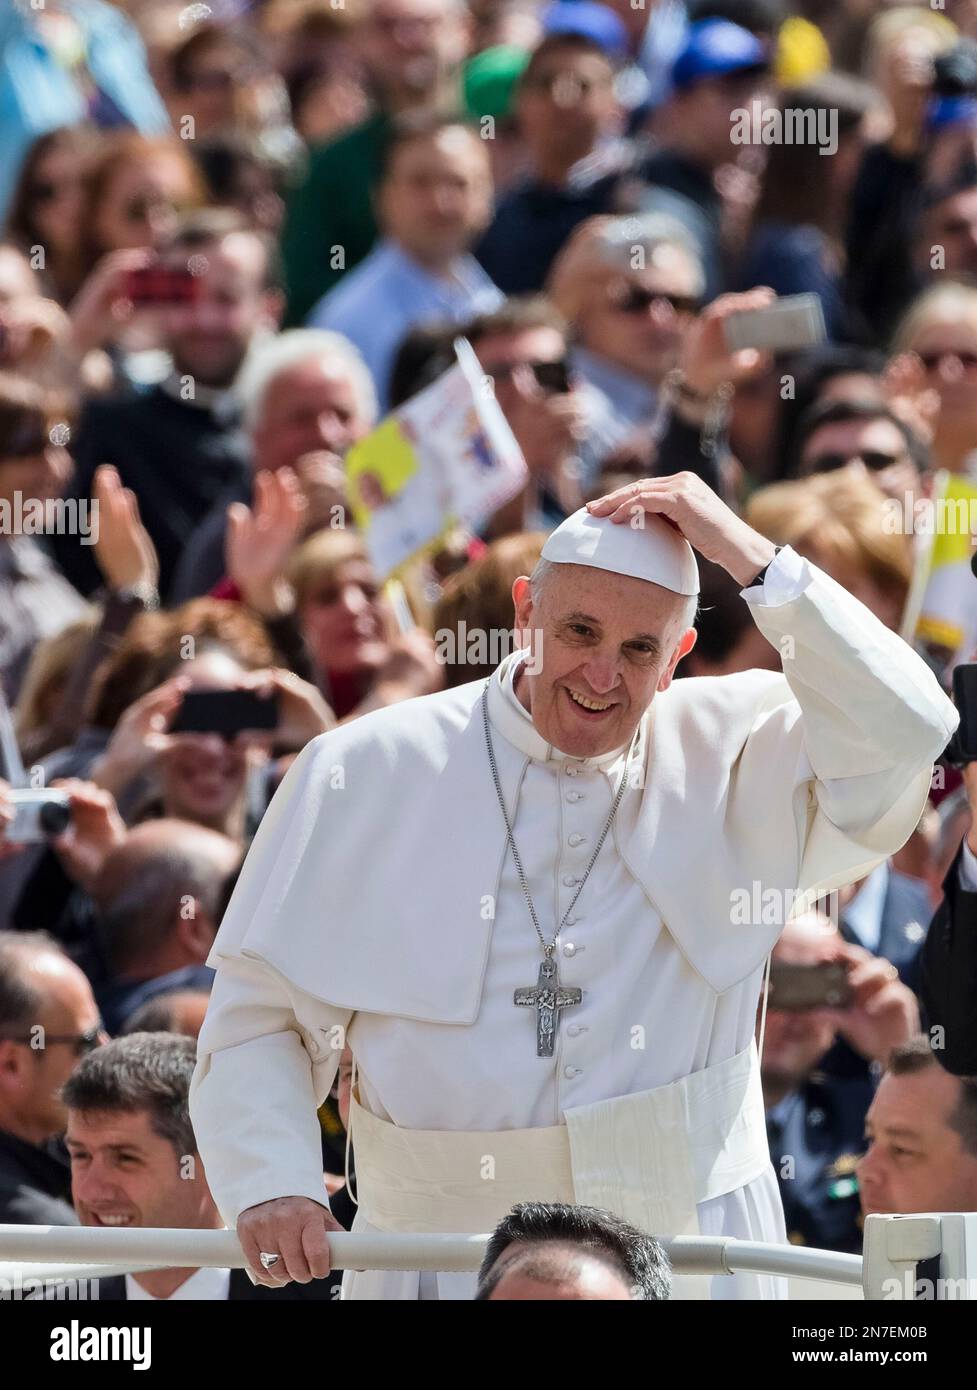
[514,953,582,1058]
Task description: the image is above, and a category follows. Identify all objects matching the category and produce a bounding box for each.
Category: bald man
[0,931,106,1225]
[91,820,241,1036]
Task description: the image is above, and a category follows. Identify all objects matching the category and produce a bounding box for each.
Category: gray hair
[588,214,705,297]
[529,558,697,633]
[236,328,379,434]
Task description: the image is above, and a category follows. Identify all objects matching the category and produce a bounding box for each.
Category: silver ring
[259,1251,281,1270]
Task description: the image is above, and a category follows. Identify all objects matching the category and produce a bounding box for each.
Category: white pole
[0,1227,487,1274]
[0,1226,863,1285]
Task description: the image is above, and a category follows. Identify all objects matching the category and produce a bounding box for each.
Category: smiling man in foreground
[190,471,957,1300]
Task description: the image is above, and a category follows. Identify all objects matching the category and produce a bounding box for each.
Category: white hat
[541,507,699,596]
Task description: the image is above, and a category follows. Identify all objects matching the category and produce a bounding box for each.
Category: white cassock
[189,546,957,1300]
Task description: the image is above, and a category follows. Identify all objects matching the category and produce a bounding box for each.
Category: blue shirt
[0,0,169,223]
[308,240,502,413]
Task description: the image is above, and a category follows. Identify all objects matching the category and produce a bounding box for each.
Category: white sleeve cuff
[741,544,813,609]
[959,839,977,892]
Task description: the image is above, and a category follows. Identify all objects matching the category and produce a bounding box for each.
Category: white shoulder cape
[208,561,956,1014]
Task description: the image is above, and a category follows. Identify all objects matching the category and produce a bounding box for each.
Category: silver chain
[481,683,637,959]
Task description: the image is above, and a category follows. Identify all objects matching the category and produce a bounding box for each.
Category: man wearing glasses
[548,212,705,471]
[794,398,926,501]
[0,931,105,1226]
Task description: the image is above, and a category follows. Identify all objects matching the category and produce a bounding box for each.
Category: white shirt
[125,1267,231,1301]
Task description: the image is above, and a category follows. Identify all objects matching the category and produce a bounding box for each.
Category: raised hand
[92,464,159,594]
[587,471,776,587]
[226,468,306,618]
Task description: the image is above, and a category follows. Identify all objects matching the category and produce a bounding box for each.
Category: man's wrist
[729,535,779,589]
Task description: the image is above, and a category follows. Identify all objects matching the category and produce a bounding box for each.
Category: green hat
[463,45,530,123]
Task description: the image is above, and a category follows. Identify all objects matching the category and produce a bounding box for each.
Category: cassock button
[564,1066,581,1079]
[563,942,576,956]
[565,915,578,926]
[568,833,586,847]
[562,875,579,887]
[566,791,583,802]
[565,766,578,777]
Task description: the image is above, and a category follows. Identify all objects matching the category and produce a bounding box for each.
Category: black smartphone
[951,662,977,763]
[170,689,279,738]
[767,961,853,1011]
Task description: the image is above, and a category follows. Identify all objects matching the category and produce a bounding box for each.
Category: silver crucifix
[514,952,582,1057]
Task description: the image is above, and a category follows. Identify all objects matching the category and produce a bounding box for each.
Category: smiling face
[156,651,256,828]
[68,1107,218,1231]
[298,557,390,677]
[512,562,696,758]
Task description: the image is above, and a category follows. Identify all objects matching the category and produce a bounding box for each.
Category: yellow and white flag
[345,338,527,580]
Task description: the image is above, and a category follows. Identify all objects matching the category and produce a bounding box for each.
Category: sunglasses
[30,179,73,206]
[124,195,180,225]
[807,450,905,474]
[917,349,977,372]
[609,286,700,317]
[483,358,573,394]
[3,1025,103,1057]
[181,68,244,93]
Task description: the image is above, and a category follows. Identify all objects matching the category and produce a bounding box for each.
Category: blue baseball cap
[671,18,770,92]
[928,95,977,133]
[541,2,630,62]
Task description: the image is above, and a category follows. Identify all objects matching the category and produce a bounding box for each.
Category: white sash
[346,1042,771,1299]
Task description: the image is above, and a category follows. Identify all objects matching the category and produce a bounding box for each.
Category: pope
[189,471,957,1299]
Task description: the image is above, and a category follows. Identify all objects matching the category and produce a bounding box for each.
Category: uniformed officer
[761,914,920,1252]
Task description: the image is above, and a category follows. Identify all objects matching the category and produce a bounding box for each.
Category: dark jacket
[920,844,977,1075]
[84,1268,340,1301]
[0,1129,77,1226]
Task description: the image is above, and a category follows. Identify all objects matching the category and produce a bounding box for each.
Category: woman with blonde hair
[431,531,547,687]
[289,530,443,720]
[892,281,977,474]
[745,469,914,631]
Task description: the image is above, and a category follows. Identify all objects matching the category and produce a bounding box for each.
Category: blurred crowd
[2,0,977,1299]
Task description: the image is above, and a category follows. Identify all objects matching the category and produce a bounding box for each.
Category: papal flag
[906,470,977,675]
[344,338,527,581]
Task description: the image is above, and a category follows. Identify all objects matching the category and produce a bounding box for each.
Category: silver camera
[6,789,72,843]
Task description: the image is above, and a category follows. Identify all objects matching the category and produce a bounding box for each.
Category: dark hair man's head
[666,19,771,171]
[92,820,241,983]
[63,1033,220,1237]
[795,398,926,486]
[917,165,977,281]
[358,0,471,111]
[475,1202,671,1300]
[857,1036,977,1219]
[516,34,619,184]
[155,208,283,388]
[376,116,493,269]
[0,932,105,1145]
[121,990,213,1040]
